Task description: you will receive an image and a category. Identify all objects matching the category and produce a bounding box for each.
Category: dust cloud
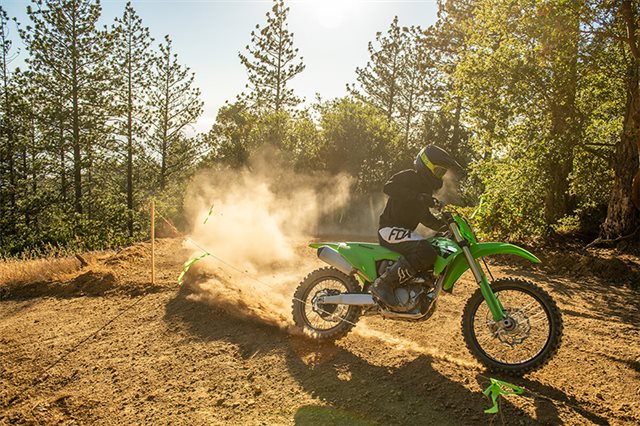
[436,171,463,206]
[180,153,353,330]
[178,157,466,349]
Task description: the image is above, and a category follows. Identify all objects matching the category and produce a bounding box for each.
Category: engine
[376,260,437,315]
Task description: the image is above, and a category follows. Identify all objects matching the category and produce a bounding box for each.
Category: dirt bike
[291,200,563,376]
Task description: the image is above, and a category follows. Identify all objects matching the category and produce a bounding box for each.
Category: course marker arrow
[483,378,524,414]
[178,252,210,285]
[203,203,215,224]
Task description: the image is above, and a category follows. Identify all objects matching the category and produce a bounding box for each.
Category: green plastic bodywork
[310,240,539,288]
[441,242,540,291]
[453,216,478,244]
[309,242,400,282]
[310,214,541,321]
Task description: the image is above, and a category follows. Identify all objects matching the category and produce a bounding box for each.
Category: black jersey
[378,169,442,231]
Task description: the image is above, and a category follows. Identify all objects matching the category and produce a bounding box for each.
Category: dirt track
[1,238,639,425]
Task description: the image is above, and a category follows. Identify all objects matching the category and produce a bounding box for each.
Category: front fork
[448,223,505,321]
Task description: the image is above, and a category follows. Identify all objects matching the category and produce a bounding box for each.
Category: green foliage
[202,102,319,171]
[1,0,637,256]
[203,102,256,168]
[0,1,202,256]
[469,154,548,240]
[317,97,401,191]
[203,96,400,193]
[451,0,624,238]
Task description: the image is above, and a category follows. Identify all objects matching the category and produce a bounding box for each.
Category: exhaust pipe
[316,293,376,306]
[317,246,355,275]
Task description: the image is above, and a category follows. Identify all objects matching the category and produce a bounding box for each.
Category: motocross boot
[369,256,417,309]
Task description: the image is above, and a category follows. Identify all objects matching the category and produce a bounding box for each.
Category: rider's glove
[435,221,449,233]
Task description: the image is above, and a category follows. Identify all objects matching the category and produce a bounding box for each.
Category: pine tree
[22,0,114,216]
[396,26,433,151]
[111,1,153,237]
[348,16,403,121]
[147,35,203,191]
[0,5,17,236]
[424,0,476,162]
[11,69,43,231]
[238,0,305,114]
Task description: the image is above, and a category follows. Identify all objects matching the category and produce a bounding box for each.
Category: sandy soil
[1,238,639,425]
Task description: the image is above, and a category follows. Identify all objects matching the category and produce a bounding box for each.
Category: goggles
[420,151,447,178]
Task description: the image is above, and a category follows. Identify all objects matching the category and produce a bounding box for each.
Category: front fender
[441,242,540,292]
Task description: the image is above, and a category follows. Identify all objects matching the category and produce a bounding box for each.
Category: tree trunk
[600,0,640,239]
[403,83,414,148]
[601,57,640,238]
[71,11,82,215]
[160,141,166,191]
[31,117,37,229]
[544,158,573,225]
[451,95,463,157]
[22,144,29,226]
[127,37,134,237]
[1,22,14,213]
[387,48,398,122]
[275,18,283,114]
[543,2,580,226]
[59,115,67,202]
[159,48,170,192]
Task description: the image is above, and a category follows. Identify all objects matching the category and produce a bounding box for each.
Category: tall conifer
[22,0,113,215]
[111,1,153,236]
[348,16,403,121]
[147,35,203,191]
[239,0,305,113]
[0,6,17,235]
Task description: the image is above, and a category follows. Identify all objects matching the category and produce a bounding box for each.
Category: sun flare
[307,0,358,29]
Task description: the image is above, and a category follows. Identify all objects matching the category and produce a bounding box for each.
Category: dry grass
[0,256,83,286]
[0,245,124,286]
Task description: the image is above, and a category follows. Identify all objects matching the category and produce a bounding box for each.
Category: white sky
[3,0,439,134]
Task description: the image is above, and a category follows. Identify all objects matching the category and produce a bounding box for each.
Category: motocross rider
[370,145,462,309]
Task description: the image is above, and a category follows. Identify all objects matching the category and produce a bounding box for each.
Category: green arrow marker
[483,378,524,414]
[178,252,210,285]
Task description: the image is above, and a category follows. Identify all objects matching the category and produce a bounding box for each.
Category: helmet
[414,145,462,180]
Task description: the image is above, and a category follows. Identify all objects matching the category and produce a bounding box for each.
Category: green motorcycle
[292,201,563,376]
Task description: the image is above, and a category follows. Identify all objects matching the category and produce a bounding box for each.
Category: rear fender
[441,242,540,292]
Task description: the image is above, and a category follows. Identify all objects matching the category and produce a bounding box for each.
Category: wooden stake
[151,199,155,285]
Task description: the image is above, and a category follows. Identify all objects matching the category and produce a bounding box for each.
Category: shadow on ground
[162,283,588,425]
[0,270,165,301]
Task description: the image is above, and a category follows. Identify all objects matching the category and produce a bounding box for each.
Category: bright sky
[4,0,439,134]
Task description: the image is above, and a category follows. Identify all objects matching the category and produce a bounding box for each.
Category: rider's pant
[378,227,437,272]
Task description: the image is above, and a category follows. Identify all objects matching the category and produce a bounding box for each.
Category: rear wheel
[292,267,361,340]
[462,278,563,376]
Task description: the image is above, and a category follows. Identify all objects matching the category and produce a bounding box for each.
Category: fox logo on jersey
[389,228,411,241]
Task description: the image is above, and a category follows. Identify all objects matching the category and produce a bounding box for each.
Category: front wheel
[462,278,563,376]
[292,267,361,340]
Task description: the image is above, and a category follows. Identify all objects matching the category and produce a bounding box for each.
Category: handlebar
[432,198,455,224]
